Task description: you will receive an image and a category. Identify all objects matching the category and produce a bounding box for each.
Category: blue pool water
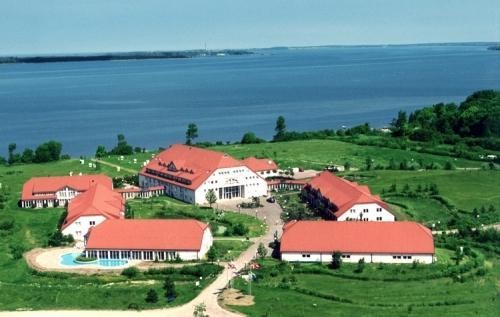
[60,252,128,267]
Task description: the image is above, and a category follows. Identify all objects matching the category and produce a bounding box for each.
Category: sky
[1,0,499,55]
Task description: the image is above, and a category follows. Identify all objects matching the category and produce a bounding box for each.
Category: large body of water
[1,45,499,156]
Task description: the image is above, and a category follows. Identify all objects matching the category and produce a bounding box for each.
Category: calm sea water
[1,45,499,156]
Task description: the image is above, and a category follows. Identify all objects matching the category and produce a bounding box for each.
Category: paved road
[0,201,283,317]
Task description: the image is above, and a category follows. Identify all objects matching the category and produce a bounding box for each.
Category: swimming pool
[60,253,128,268]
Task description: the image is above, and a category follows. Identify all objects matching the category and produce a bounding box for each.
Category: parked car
[266,196,276,203]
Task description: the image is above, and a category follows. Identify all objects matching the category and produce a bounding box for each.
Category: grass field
[0,160,221,310]
[212,139,483,170]
[230,258,498,317]
[127,196,266,237]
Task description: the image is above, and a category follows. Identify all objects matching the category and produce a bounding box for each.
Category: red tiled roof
[21,174,112,201]
[242,157,278,172]
[308,171,389,217]
[63,184,124,229]
[281,221,434,254]
[85,219,209,251]
[139,144,246,190]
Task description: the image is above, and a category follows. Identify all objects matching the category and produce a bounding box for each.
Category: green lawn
[127,196,266,237]
[212,139,483,170]
[0,160,220,311]
[230,258,498,317]
[212,240,254,261]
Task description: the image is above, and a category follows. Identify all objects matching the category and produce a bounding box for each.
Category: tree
[111,134,133,155]
[205,189,217,208]
[273,116,286,141]
[331,251,342,269]
[21,149,34,163]
[257,242,268,259]
[125,202,134,219]
[34,140,62,163]
[95,145,107,158]
[206,246,218,263]
[185,123,199,145]
[241,132,264,144]
[145,289,158,303]
[355,258,365,273]
[193,303,208,317]
[8,143,17,165]
[390,110,408,137]
[344,161,351,171]
[163,276,177,300]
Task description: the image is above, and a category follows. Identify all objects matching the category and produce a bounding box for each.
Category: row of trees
[390,90,500,141]
[4,141,64,165]
[95,134,144,158]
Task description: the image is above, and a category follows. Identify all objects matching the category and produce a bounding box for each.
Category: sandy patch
[219,288,254,306]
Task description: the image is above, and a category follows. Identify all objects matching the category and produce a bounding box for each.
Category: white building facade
[281,252,433,264]
[337,203,395,222]
[62,215,106,241]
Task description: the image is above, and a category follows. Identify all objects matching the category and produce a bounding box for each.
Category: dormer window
[167,162,177,172]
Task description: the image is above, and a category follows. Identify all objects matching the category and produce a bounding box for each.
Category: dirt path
[0,202,283,317]
[91,158,138,174]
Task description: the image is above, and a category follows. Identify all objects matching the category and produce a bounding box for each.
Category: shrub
[145,289,158,303]
[331,251,342,269]
[0,216,15,231]
[121,267,140,278]
[75,255,97,262]
[9,243,25,260]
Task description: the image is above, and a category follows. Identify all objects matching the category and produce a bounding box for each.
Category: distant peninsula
[0,49,253,64]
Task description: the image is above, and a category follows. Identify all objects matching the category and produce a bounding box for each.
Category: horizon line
[2,41,499,58]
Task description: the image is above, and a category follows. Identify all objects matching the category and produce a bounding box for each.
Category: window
[301,254,311,258]
[99,251,109,259]
[408,256,412,259]
[121,251,131,259]
[376,217,382,221]
[110,251,120,259]
[341,255,351,258]
[75,221,81,225]
[76,231,82,236]
[376,207,382,212]
[363,209,368,213]
[350,209,355,213]
[132,251,142,260]
[143,251,153,260]
[89,221,96,226]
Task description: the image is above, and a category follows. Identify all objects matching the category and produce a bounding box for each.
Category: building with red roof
[84,219,213,261]
[241,157,279,177]
[139,144,268,204]
[303,171,395,221]
[61,183,125,241]
[280,220,434,263]
[20,174,112,208]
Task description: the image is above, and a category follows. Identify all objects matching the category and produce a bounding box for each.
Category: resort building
[302,171,395,221]
[242,157,279,178]
[139,144,268,204]
[280,220,435,264]
[61,183,125,241]
[84,219,213,261]
[267,179,308,192]
[20,174,113,208]
[116,185,165,200]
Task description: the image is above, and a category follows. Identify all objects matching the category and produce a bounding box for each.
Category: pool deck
[24,247,202,275]
[25,247,133,275]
